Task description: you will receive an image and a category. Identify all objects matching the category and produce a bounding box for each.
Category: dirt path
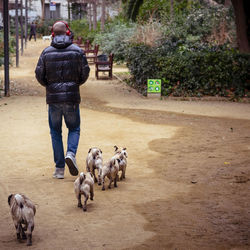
[0,40,250,250]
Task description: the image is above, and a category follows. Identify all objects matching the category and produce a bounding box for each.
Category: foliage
[35,19,55,36]
[126,42,250,97]
[94,21,136,62]
[70,19,101,43]
[0,31,16,67]
[160,4,235,45]
[130,19,163,47]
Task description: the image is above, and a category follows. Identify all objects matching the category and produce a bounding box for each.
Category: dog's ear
[100,149,102,154]
[114,145,118,152]
[123,148,127,151]
[88,148,92,153]
[8,194,13,206]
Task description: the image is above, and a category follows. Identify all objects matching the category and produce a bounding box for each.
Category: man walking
[29,22,37,41]
[35,21,90,179]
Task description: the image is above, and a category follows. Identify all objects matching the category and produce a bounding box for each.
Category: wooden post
[20,0,24,55]
[3,0,10,97]
[25,0,28,48]
[15,0,19,67]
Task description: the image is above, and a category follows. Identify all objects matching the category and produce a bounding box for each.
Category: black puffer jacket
[35,35,90,104]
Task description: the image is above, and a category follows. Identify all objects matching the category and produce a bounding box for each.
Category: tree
[126,0,144,21]
[40,0,45,20]
[231,0,250,52]
[101,0,106,31]
[204,0,250,52]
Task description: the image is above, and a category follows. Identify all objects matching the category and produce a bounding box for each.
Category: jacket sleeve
[78,51,90,85]
[35,51,47,86]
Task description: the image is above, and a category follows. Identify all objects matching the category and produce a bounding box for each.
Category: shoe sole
[65,157,79,176]
[53,175,64,179]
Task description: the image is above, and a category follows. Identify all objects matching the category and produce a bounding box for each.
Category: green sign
[147,79,161,93]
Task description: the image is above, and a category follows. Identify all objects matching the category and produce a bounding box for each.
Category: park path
[0,40,250,250]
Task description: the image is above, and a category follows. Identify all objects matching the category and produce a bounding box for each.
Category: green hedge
[126,44,250,97]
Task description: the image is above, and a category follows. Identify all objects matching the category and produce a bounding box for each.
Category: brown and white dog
[8,194,36,246]
[100,157,120,191]
[113,146,128,181]
[86,147,103,185]
[74,172,94,212]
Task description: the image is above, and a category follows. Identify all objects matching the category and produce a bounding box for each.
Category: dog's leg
[123,166,126,179]
[90,185,94,201]
[77,194,82,208]
[102,175,106,191]
[114,175,118,187]
[108,177,113,189]
[21,224,27,240]
[26,223,34,246]
[15,223,21,242]
[93,169,98,183]
[83,194,89,212]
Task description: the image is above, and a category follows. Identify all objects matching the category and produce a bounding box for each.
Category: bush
[70,19,100,43]
[94,21,136,62]
[0,31,15,67]
[126,43,250,97]
[36,19,55,36]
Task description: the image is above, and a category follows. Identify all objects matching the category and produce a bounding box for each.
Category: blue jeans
[48,103,80,169]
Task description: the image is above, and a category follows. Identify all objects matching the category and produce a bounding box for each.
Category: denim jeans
[48,103,80,169]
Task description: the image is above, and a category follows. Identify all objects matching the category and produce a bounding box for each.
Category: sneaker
[65,152,79,176]
[53,168,65,179]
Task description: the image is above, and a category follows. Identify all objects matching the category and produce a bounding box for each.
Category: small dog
[42,35,52,41]
[114,146,128,181]
[74,172,94,212]
[8,194,36,246]
[86,147,103,185]
[101,157,120,191]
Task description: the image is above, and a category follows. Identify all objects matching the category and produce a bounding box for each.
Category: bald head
[53,22,67,36]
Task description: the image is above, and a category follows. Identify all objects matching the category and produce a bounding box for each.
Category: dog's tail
[79,172,86,185]
[14,194,24,209]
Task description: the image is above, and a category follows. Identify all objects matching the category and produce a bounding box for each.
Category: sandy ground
[0,40,250,250]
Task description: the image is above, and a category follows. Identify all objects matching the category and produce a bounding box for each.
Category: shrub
[94,21,136,62]
[0,31,15,67]
[70,19,101,43]
[126,43,250,97]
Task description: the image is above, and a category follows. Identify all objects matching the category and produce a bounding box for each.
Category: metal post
[25,0,28,48]
[20,0,23,55]
[3,0,10,97]
[15,0,19,67]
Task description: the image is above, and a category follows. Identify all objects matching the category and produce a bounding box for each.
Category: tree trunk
[101,0,106,31]
[20,0,24,56]
[93,0,97,30]
[41,0,45,21]
[25,0,28,48]
[231,0,250,52]
[15,0,19,67]
[88,3,92,31]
